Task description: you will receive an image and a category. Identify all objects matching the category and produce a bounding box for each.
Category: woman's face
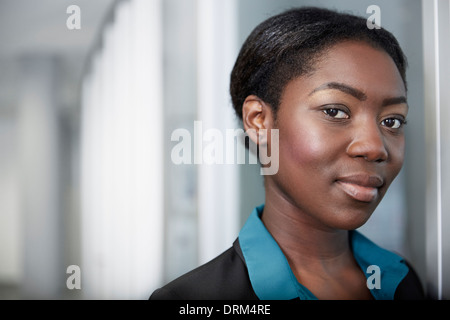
[268,41,408,230]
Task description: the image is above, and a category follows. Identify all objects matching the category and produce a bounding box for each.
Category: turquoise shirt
[238,204,409,300]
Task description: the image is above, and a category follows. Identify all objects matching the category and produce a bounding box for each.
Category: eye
[381,117,406,129]
[323,108,349,119]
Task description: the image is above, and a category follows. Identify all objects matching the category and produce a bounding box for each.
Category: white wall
[0,117,21,283]
[423,0,450,300]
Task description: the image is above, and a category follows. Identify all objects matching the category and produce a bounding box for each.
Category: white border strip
[433,0,443,300]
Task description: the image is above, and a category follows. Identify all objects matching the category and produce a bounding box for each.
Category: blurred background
[0,0,448,299]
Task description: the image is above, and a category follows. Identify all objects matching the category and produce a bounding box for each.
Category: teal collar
[238,204,409,300]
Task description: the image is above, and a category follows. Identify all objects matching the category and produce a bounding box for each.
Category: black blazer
[150,239,425,300]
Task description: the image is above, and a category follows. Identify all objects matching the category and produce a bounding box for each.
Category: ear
[242,95,275,146]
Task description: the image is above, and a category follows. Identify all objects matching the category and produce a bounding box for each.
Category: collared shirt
[238,204,409,300]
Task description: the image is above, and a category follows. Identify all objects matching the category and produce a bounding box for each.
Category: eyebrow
[309,82,408,107]
[381,96,408,107]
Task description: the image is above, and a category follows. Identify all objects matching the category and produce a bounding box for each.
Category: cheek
[279,123,339,168]
[387,136,405,176]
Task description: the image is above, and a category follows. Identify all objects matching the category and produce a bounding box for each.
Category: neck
[262,182,354,275]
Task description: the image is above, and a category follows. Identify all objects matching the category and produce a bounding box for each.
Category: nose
[346,121,388,162]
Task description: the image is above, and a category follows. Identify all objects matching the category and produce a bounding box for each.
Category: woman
[151,7,424,300]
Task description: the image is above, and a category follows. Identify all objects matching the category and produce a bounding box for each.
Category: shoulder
[394,259,426,300]
[150,239,258,300]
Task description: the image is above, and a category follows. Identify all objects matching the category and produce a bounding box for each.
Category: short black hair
[230,7,408,120]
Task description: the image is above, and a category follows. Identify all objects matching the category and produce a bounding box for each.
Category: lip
[336,174,384,203]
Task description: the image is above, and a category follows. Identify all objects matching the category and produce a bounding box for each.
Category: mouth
[335,174,384,203]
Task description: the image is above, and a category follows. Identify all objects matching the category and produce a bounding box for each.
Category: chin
[328,209,374,231]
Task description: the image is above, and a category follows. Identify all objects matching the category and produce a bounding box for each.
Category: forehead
[283,41,406,102]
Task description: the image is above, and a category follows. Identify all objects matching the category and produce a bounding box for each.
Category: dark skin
[242,41,408,299]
